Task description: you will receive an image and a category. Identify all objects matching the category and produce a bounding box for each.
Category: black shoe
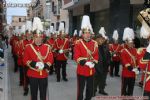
[93,92,96,97]
[99,91,108,95]
[14,69,18,73]
[115,75,120,77]
[19,82,23,86]
[49,72,53,75]
[57,79,60,82]
[23,90,28,96]
[23,88,29,96]
[63,78,68,82]
[110,74,114,77]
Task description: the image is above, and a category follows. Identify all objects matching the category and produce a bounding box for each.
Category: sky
[6,0,31,24]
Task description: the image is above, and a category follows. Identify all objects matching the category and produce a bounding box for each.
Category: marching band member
[23,17,53,100]
[46,26,56,75]
[121,27,139,96]
[22,21,34,96]
[138,23,150,100]
[54,22,70,82]
[109,30,122,77]
[74,15,99,100]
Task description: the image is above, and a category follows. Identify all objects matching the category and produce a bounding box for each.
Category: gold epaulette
[44,44,51,48]
[44,44,52,52]
[140,58,149,64]
[25,44,30,47]
[137,47,145,54]
[120,48,125,53]
[92,40,98,47]
[75,39,81,45]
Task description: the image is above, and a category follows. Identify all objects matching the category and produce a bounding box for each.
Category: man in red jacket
[54,23,70,82]
[74,15,99,100]
[22,30,34,96]
[23,17,53,100]
[121,27,139,96]
[138,24,150,100]
[46,32,56,75]
[109,30,122,77]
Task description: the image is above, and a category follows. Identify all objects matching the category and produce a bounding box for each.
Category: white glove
[59,49,64,54]
[132,68,139,75]
[36,62,44,70]
[89,63,95,68]
[85,62,95,68]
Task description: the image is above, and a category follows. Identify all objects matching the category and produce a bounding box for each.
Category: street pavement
[5,48,143,100]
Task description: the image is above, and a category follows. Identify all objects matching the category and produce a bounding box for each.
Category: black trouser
[19,66,24,85]
[77,75,94,100]
[49,58,56,74]
[121,77,135,96]
[23,67,29,92]
[13,54,18,72]
[110,61,120,76]
[29,77,48,100]
[55,60,67,80]
[94,72,107,93]
[144,90,150,100]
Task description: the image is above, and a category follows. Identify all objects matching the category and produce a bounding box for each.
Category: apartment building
[11,16,26,32]
[49,0,69,32]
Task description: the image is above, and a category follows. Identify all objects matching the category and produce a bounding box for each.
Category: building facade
[11,16,26,32]
[27,0,69,32]
[63,0,145,38]
[49,0,69,32]
[0,0,7,33]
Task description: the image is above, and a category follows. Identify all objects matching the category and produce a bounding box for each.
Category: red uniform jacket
[16,40,23,66]
[47,38,55,48]
[23,44,53,78]
[13,39,19,55]
[47,38,56,57]
[74,39,99,76]
[138,48,150,92]
[17,39,34,66]
[121,43,128,49]
[23,39,34,47]
[10,36,19,55]
[54,38,70,61]
[109,43,122,61]
[121,47,137,78]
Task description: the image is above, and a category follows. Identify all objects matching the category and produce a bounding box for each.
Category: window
[51,23,55,30]
[61,21,65,28]
[52,2,54,12]
[19,18,21,22]
[19,26,21,29]
[51,23,54,27]
[58,0,62,9]
[56,22,59,31]
[13,26,15,30]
